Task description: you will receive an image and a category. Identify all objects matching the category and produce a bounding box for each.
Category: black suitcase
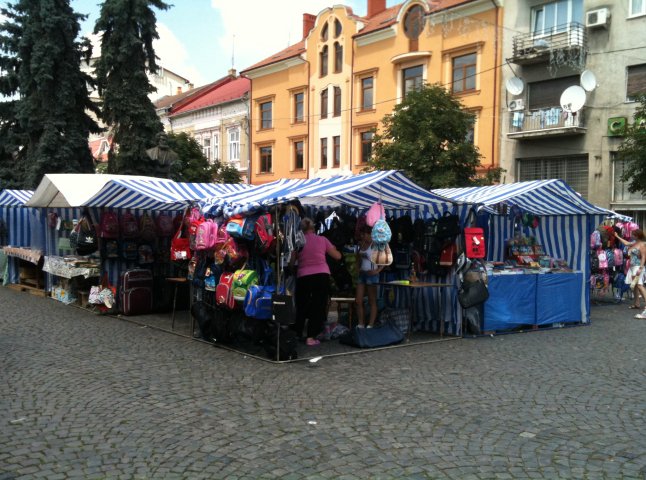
[119,269,153,315]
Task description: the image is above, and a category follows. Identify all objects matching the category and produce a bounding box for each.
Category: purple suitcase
[119,269,153,315]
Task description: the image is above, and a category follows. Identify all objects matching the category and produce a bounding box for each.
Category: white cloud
[154,23,205,85]
[210,0,363,72]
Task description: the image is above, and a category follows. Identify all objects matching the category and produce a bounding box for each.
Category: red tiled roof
[242,1,477,74]
[241,40,306,74]
[154,74,237,111]
[89,137,111,162]
[169,77,250,116]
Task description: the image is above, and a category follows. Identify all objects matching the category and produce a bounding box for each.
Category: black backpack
[395,215,414,244]
[263,323,298,361]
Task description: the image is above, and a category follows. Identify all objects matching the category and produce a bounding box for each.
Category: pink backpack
[99,211,119,239]
[366,202,385,227]
[614,248,623,267]
[597,249,608,269]
[195,219,217,250]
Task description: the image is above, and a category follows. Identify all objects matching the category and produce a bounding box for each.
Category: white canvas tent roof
[25,174,162,208]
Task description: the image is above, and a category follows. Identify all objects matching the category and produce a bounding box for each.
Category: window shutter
[528,75,578,110]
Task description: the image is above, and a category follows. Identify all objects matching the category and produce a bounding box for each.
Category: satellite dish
[580,70,597,92]
[505,76,525,95]
[560,85,587,113]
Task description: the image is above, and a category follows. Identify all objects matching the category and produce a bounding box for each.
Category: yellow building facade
[242,0,503,184]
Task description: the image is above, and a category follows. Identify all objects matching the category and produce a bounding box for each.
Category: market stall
[23,174,249,311]
[195,170,470,358]
[434,179,624,334]
[0,189,43,290]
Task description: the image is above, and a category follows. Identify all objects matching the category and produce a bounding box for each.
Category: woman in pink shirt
[293,217,342,346]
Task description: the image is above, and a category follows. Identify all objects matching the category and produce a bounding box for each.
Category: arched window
[403,5,425,51]
[320,45,328,77]
[334,18,342,38]
[321,22,329,41]
[334,42,343,73]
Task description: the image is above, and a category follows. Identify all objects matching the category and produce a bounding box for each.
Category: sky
[70,0,399,87]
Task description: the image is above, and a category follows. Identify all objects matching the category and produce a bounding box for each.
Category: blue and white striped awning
[0,190,33,206]
[83,177,250,210]
[434,179,617,216]
[203,171,458,216]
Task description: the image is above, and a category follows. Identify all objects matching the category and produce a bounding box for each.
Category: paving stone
[1,288,645,478]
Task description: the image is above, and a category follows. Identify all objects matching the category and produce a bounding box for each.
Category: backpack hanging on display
[99,211,119,239]
[232,267,259,302]
[102,239,120,259]
[120,212,139,239]
[72,215,98,256]
[464,227,486,259]
[155,213,174,237]
[226,215,256,240]
[366,202,386,227]
[255,213,276,254]
[122,240,138,261]
[170,215,191,261]
[139,213,156,243]
[434,211,461,240]
[216,272,236,309]
[195,219,217,251]
[137,244,154,265]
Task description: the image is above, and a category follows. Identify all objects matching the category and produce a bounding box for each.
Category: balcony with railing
[507,106,586,139]
[510,22,587,65]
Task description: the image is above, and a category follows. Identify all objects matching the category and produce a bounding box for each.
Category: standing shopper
[293,218,342,345]
[355,226,383,328]
[615,229,646,317]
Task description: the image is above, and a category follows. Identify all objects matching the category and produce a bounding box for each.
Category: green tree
[618,94,646,194]
[367,83,484,189]
[166,132,242,184]
[93,0,168,176]
[0,0,100,189]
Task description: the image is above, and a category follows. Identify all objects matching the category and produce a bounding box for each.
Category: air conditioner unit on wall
[607,117,626,137]
[586,8,610,28]
[508,99,524,111]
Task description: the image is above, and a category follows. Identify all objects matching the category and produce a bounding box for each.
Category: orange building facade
[242,0,503,184]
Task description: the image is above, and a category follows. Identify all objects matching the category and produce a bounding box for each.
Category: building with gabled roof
[242,0,502,184]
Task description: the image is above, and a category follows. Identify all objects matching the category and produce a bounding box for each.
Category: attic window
[403,5,425,39]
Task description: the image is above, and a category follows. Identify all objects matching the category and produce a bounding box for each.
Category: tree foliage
[93,0,168,176]
[367,83,484,189]
[0,0,100,189]
[166,132,242,184]
[618,94,646,194]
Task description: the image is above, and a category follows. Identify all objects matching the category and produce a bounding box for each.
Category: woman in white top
[355,226,383,328]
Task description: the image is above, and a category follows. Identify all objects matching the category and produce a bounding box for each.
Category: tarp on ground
[203,170,460,217]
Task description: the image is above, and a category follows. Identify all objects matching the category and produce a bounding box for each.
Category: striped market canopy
[84,177,250,210]
[434,179,618,216]
[0,189,33,206]
[203,171,458,216]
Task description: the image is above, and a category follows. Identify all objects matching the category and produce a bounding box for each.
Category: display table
[3,246,43,265]
[42,256,100,279]
[483,272,583,332]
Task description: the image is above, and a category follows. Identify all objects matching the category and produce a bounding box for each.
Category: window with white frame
[630,0,646,17]
[201,136,211,162]
[212,134,219,163]
[613,154,646,202]
[531,0,583,35]
[228,128,240,161]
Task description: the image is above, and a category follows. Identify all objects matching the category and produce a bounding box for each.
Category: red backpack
[215,272,236,309]
[99,212,119,239]
[255,213,275,254]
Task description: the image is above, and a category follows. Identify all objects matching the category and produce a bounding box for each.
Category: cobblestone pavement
[1,287,645,479]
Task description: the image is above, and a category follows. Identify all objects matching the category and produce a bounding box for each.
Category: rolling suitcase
[119,269,153,315]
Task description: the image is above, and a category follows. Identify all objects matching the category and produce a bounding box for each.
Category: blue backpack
[371,219,392,245]
[244,285,275,320]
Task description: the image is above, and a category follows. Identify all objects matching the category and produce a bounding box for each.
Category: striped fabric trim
[0,190,34,207]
